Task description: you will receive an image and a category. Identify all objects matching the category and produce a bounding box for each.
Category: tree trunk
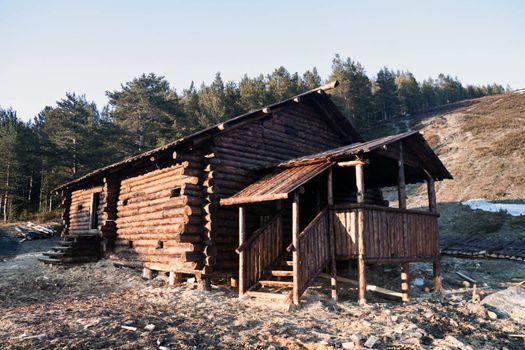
[4,164,10,221]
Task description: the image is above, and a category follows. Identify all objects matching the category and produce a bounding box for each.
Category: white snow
[462,199,525,216]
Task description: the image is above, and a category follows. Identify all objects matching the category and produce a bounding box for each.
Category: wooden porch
[221,131,451,306]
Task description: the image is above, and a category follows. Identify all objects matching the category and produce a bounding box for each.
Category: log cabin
[51,81,452,306]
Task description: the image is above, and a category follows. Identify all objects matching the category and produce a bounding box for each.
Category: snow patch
[462,199,525,216]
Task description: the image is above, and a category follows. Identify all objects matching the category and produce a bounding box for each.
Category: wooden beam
[433,259,442,294]
[327,167,337,301]
[319,273,402,299]
[398,142,407,209]
[337,159,369,167]
[427,177,437,213]
[292,192,300,305]
[220,193,289,206]
[401,263,410,303]
[238,206,246,297]
[355,164,366,305]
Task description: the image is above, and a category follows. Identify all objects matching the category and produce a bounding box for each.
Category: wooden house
[52,81,452,305]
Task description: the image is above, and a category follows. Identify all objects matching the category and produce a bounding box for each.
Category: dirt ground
[1,248,524,350]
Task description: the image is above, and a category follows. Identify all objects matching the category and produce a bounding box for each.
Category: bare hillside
[364,92,525,240]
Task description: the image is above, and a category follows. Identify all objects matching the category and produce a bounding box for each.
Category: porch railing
[332,204,439,262]
[236,211,283,292]
[293,208,331,296]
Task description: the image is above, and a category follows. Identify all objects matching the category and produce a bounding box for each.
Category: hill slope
[363,92,525,240]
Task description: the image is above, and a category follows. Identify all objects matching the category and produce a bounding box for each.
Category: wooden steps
[270,270,293,277]
[259,280,293,288]
[39,234,102,265]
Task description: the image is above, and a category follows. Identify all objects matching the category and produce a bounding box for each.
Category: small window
[284,124,298,137]
[77,203,83,210]
[128,240,133,248]
[170,187,182,198]
[122,198,129,206]
[157,241,164,249]
[89,192,100,230]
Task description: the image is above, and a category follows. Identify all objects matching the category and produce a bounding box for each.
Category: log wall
[209,103,348,270]
[69,186,105,235]
[111,158,204,273]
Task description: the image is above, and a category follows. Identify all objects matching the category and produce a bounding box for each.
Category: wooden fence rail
[295,208,331,296]
[237,212,283,292]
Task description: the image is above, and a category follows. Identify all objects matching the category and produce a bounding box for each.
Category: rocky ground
[1,249,524,349]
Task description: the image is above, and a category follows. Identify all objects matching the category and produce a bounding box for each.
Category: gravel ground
[0,252,524,350]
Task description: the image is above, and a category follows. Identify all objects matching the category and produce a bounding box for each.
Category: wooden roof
[221,131,452,206]
[274,131,452,181]
[56,81,361,191]
[220,162,333,206]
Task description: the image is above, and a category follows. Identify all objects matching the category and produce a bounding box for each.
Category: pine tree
[372,68,400,121]
[106,73,181,152]
[396,71,422,115]
[329,55,373,126]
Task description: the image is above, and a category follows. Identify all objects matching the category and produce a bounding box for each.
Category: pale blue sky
[1,0,524,121]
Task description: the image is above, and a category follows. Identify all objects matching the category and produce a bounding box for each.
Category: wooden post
[327,167,338,301]
[427,177,437,213]
[401,263,410,302]
[398,142,406,209]
[355,164,366,305]
[169,272,182,286]
[433,260,442,294]
[292,191,300,305]
[238,206,246,297]
[142,267,153,280]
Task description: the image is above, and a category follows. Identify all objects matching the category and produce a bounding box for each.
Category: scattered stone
[342,341,354,349]
[145,324,156,331]
[121,325,137,331]
[482,287,525,323]
[413,278,424,287]
[187,277,196,284]
[487,311,498,320]
[363,335,378,348]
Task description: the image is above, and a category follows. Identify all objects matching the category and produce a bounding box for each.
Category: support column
[398,142,410,302]
[433,260,442,294]
[355,163,366,305]
[397,143,406,209]
[327,167,338,301]
[401,263,410,303]
[238,206,246,297]
[292,192,300,305]
[427,177,437,213]
[169,272,183,286]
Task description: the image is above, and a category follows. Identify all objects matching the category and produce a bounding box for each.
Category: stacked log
[99,176,120,252]
[61,191,72,236]
[207,103,344,271]
[69,186,105,235]
[113,157,204,273]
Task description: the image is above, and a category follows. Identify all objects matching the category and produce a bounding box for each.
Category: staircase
[244,256,294,302]
[38,234,102,264]
[240,208,333,305]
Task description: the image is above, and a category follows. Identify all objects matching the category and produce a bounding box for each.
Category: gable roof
[56,81,361,191]
[273,130,451,180]
[220,131,452,206]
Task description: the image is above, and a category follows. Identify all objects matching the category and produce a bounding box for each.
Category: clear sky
[1,0,524,121]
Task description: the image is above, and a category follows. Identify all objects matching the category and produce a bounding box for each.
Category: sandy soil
[0,253,524,350]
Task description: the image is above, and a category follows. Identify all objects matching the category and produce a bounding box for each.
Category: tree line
[0,55,506,221]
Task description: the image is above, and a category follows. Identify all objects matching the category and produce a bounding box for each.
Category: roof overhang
[56,80,361,192]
